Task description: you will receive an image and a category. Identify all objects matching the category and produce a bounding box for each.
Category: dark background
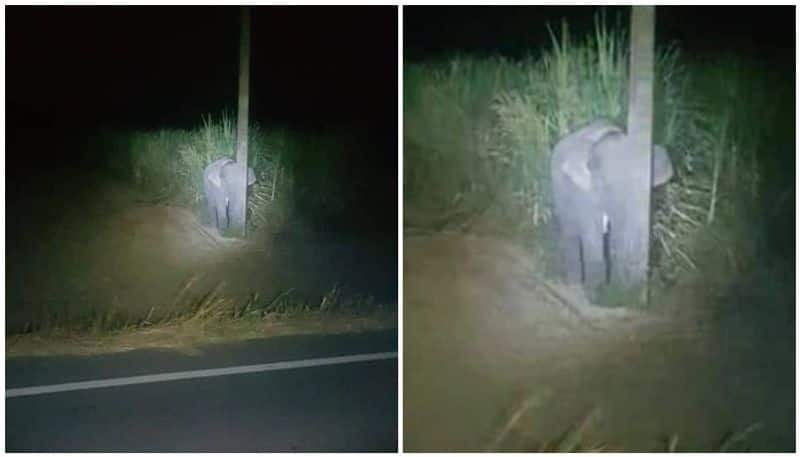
[8,6,396,130]
[7,6,398,235]
[404,6,795,261]
[404,6,794,63]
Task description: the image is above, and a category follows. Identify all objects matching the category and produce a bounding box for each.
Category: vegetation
[87,113,369,237]
[10,115,389,346]
[19,282,385,335]
[89,113,293,235]
[8,281,392,357]
[404,14,782,295]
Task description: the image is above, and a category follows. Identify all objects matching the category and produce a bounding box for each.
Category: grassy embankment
[8,114,395,356]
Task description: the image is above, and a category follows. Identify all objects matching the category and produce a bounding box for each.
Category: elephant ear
[247,167,256,186]
[557,120,622,192]
[561,156,593,192]
[652,144,674,187]
[208,172,223,188]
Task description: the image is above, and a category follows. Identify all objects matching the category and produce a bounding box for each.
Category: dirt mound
[8,168,396,342]
[82,205,245,317]
[97,205,235,265]
[404,232,649,450]
[6,200,250,331]
[403,232,793,451]
[404,232,659,361]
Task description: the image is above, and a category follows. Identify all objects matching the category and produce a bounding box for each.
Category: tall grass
[652,54,774,285]
[404,57,524,218]
[404,17,628,234]
[90,115,375,236]
[404,13,774,289]
[90,114,294,234]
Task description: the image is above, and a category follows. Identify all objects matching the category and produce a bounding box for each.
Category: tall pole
[233,6,251,237]
[623,6,655,304]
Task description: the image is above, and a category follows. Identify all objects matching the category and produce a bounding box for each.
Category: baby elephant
[203,158,256,233]
[550,120,674,300]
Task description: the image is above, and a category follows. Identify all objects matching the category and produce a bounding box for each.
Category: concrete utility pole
[233,6,252,237]
[620,5,655,304]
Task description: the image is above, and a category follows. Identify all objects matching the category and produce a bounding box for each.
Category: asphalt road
[6,330,397,452]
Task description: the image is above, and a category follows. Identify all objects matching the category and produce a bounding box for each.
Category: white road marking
[6,351,397,398]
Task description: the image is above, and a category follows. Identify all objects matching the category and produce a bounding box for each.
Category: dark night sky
[404,6,795,64]
[8,6,397,132]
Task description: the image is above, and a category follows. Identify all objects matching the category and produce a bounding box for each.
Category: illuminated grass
[86,114,293,235]
[404,12,777,296]
[87,114,368,236]
[15,283,385,335]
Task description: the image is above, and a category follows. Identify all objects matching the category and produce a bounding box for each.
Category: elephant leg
[220,162,250,235]
[208,199,220,230]
[581,221,606,300]
[203,158,235,231]
[216,194,230,230]
[202,179,222,230]
[203,184,227,231]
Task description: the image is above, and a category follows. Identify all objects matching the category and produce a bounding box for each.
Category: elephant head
[560,119,674,193]
[203,158,256,233]
[207,160,256,189]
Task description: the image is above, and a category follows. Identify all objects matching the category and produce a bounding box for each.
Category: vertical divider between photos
[396,4,405,453]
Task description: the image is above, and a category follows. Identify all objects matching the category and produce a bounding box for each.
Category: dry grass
[487,389,606,452]
[489,396,764,452]
[6,312,396,358]
[7,277,395,358]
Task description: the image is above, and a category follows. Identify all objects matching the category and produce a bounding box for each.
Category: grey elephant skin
[203,158,256,233]
[550,119,673,299]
